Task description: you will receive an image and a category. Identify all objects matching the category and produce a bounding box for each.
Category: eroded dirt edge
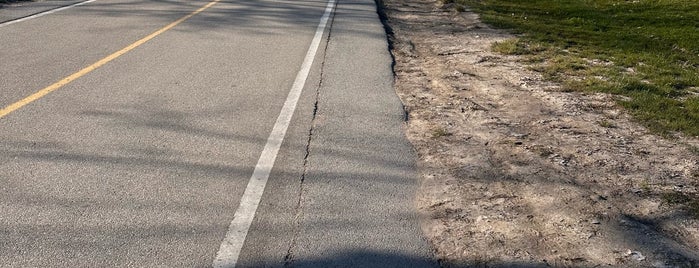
[378,0,699,267]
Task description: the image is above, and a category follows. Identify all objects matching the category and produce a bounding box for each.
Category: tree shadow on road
[0,0,32,9]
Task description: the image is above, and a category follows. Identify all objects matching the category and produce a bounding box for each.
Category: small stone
[590,195,607,201]
[625,250,646,261]
[512,133,529,139]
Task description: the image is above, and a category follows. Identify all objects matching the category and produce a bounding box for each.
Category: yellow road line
[0,0,220,119]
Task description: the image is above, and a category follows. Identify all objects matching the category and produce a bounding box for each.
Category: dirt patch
[378,0,699,267]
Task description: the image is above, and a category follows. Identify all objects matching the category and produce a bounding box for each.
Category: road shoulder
[284,0,437,266]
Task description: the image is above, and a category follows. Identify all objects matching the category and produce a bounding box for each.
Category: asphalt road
[0,0,436,267]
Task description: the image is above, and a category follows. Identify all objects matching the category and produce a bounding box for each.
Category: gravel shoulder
[378,0,699,267]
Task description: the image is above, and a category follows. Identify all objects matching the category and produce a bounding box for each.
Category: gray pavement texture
[0,0,436,267]
[0,0,86,23]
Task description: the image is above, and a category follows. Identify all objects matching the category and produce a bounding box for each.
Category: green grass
[456,0,699,137]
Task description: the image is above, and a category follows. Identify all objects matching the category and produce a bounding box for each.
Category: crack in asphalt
[282,5,336,267]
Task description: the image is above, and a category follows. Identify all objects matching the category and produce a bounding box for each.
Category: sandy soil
[378,0,699,267]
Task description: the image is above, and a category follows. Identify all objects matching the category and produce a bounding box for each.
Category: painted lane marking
[0,0,98,27]
[211,0,336,267]
[0,0,220,119]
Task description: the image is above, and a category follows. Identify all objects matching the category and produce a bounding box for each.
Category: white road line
[0,0,97,27]
[212,0,336,267]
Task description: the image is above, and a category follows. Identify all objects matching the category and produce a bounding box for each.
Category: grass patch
[457,0,699,137]
[492,38,528,55]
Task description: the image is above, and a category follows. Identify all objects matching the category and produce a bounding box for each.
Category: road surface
[0,0,435,267]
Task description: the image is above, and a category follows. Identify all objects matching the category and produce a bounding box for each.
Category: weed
[529,145,554,157]
[432,127,452,138]
[598,120,615,128]
[639,180,651,193]
[662,192,699,219]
